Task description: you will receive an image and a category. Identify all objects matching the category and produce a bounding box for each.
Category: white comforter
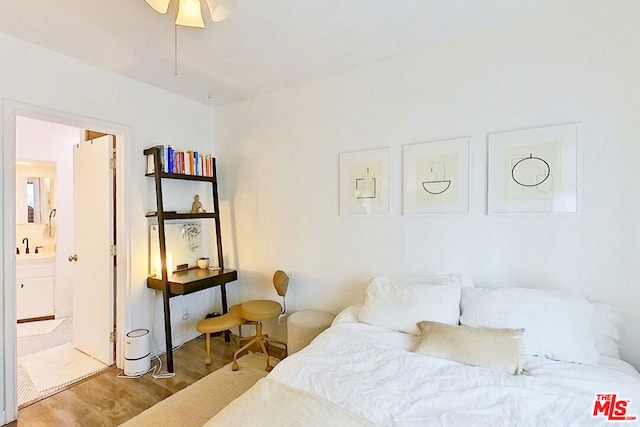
[262,305,640,427]
[206,377,376,426]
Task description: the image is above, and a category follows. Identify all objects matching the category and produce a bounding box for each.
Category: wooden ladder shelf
[144,146,237,373]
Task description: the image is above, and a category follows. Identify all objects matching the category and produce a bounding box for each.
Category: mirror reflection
[16,160,56,225]
[149,222,212,277]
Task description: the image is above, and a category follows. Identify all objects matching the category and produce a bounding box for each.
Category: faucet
[22,237,29,254]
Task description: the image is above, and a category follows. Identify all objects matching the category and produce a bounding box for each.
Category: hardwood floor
[6,335,236,427]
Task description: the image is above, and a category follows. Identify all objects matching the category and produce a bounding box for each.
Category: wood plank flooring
[6,335,235,427]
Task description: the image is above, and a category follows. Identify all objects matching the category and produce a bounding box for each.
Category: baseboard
[55,309,73,319]
[17,315,55,324]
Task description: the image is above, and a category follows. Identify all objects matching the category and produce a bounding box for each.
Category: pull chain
[174,24,179,76]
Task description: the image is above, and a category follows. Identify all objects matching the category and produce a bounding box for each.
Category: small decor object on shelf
[191,195,206,213]
[197,257,210,269]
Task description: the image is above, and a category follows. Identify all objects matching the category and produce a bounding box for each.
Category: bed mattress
[209,305,640,426]
[266,305,640,426]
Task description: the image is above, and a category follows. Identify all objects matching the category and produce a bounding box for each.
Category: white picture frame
[403,138,469,214]
[339,148,390,216]
[488,123,579,214]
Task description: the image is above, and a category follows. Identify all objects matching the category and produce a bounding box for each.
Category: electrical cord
[116,340,184,379]
[117,291,186,380]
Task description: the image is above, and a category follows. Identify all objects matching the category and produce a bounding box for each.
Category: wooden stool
[197,271,290,371]
[196,305,243,364]
[232,300,287,372]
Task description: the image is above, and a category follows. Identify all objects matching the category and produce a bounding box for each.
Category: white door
[71,135,115,365]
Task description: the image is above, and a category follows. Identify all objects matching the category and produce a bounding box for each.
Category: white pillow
[381,274,474,289]
[415,320,524,375]
[358,274,466,335]
[591,302,622,359]
[460,287,599,365]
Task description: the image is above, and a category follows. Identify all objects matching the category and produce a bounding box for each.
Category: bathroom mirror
[16,160,56,225]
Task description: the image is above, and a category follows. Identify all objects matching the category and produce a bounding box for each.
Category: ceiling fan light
[176,0,205,28]
[144,0,171,14]
[205,0,237,22]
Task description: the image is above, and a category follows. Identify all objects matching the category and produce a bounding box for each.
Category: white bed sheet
[206,377,377,427]
[267,305,640,426]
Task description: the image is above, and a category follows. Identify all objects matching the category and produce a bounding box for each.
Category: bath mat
[19,343,108,392]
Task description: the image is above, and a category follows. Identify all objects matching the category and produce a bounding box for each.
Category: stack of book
[147,145,214,177]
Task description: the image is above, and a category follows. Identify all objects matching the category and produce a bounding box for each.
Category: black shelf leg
[220,283,230,343]
[162,288,174,372]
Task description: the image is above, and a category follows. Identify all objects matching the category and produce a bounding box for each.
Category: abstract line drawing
[355,167,377,199]
[403,138,469,214]
[179,223,201,252]
[421,161,451,195]
[488,123,578,214]
[511,153,551,188]
[339,148,390,216]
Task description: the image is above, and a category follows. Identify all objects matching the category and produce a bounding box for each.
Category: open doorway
[2,101,131,423]
[14,116,116,407]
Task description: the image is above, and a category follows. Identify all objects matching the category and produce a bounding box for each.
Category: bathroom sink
[16,252,56,262]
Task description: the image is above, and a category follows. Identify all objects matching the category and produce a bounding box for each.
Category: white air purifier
[124,329,150,376]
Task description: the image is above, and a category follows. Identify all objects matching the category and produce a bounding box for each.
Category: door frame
[2,100,133,422]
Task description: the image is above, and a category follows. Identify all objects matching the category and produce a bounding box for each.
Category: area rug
[120,352,279,427]
[19,342,109,392]
[17,318,64,338]
[17,360,110,408]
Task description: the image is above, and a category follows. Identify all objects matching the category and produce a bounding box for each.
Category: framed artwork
[488,123,579,214]
[149,222,209,277]
[403,138,469,214]
[339,148,390,216]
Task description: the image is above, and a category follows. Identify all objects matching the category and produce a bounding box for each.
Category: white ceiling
[0,1,549,107]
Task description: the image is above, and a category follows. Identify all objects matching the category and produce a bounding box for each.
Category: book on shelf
[178,151,185,174]
[147,145,214,177]
[204,154,212,177]
[167,145,174,174]
[161,146,169,173]
[146,145,164,174]
[147,154,155,174]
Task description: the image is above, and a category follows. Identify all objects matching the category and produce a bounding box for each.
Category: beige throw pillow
[415,321,524,375]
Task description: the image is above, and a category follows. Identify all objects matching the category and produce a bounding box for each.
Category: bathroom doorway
[14,116,116,407]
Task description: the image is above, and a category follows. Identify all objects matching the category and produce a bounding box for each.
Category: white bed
[207,276,640,426]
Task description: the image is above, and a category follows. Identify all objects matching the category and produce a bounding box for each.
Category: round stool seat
[196,305,242,334]
[240,300,282,322]
[287,310,335,354]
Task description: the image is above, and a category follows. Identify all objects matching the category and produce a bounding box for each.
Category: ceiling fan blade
[204,0,237,23]
[144,0,171,14]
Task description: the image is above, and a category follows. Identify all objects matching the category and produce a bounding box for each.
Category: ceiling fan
[143,0,237,28]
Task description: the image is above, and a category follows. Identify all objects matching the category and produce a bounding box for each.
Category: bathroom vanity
[16,253,55,322]
[15,159,57,322]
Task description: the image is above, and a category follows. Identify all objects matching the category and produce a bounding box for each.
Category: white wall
[0,33,219,421]
[215,2,640,369]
